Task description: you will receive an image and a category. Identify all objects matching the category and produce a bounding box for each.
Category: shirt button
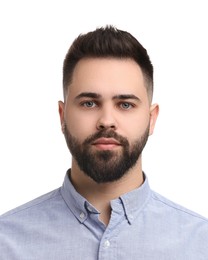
[79,212,85,219]
[104,240,110,248]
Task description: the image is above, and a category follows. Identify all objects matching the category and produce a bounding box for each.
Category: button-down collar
[60,169,151,225]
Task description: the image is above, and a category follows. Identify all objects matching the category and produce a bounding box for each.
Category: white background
[0,0,208,217]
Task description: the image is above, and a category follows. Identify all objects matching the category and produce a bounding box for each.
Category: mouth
[92,138,121,150]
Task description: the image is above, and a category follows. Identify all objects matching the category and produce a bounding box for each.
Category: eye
[119,102,133,110]
[82,101,97,108]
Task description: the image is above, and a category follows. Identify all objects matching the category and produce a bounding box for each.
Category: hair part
[63,25,153,101]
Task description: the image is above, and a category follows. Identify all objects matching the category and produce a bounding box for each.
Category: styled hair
[63,25,153,100]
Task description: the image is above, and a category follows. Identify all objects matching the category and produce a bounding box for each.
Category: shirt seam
[0,188,61,219]
[152,192,208,223]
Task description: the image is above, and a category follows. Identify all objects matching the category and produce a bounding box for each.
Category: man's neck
[70,160,144,225]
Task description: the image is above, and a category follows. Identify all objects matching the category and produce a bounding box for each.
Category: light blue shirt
[1,170,208,259]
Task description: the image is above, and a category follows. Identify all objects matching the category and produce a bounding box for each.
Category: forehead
[68,58,147,99]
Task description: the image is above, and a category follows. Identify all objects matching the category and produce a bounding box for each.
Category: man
[0,26,208,259]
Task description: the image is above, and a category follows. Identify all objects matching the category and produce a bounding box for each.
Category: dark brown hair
[63,25,153,100]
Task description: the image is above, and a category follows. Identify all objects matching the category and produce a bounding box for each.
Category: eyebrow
[112,94,140,101]
[75,92,102,100]
[75,92,140,102]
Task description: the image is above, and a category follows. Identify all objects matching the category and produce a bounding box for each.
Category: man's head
[63,25,153,102]
[59,26,159,183]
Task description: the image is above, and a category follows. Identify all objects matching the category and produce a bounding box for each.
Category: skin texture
[58,58,159,224]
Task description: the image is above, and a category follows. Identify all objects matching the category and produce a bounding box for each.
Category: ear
[58,101,65,133]
[149,103,159,136]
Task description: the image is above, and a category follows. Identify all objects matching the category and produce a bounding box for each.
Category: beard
[63,124,150,183]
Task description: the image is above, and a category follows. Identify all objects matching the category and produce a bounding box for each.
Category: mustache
[83,130,129,146]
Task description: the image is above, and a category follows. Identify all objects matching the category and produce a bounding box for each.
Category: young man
[1,26,208,259]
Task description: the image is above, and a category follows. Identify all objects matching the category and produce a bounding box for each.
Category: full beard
[63,124,150,183]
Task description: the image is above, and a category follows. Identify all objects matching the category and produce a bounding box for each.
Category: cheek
[123,120,149,144]
[65,111,96,139]
[120,113,150,140]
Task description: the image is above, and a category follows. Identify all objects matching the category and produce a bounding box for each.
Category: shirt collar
[61,169,151,224]
[118,173,151,224]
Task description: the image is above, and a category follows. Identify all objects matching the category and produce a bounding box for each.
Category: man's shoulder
[150,190,208,223]
[0,188,61,219]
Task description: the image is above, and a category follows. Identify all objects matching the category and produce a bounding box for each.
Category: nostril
[97,123,116,130]
[99,125,105,130]
[96,118,117,130]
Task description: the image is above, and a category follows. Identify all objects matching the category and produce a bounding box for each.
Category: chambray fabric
[0,171,208,260]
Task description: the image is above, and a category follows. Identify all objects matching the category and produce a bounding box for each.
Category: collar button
[79,212,85,219]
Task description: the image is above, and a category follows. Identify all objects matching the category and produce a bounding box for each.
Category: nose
[96,108,117,131]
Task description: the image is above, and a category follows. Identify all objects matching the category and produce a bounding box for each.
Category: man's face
[59,58,158,183]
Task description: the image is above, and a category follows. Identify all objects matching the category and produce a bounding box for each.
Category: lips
[92,138,121,150]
